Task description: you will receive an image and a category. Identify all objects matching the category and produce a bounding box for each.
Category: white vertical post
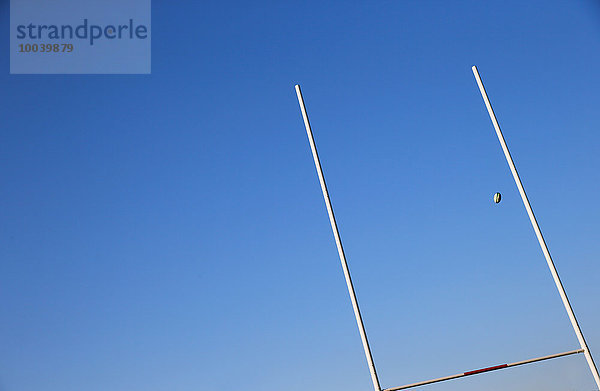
[295,84,381,391]
[472,65,600,390]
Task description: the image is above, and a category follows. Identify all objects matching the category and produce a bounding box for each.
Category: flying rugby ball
[493,192,501,204]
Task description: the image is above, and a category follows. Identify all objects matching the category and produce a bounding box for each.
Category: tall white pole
[472,66,600,389]
[295,84,381,391]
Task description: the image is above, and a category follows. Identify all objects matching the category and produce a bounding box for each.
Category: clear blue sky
[1,1,599,390]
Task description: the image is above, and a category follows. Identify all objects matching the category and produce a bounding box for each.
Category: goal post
[472,65,600,390]
[294,70,599,390]
[296,84,382,391]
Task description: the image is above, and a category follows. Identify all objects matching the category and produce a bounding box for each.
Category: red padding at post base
[464,364,508,376]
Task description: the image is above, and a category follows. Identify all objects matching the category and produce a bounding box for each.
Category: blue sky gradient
[1,1,600,390]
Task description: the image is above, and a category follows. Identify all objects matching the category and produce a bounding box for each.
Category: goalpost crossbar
[384,349,584,391]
